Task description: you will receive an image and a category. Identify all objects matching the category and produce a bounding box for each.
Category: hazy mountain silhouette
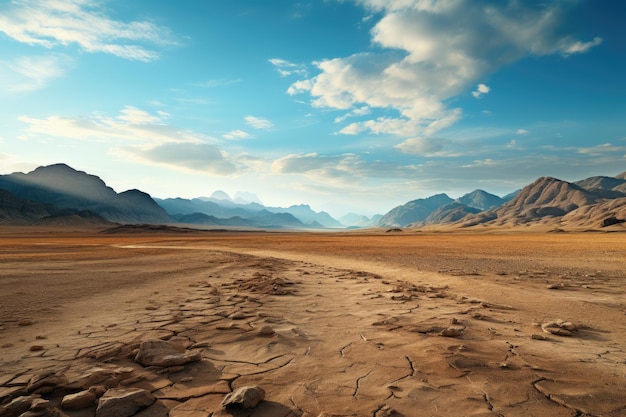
[157,198,342,228]
[0,164,171,224]
[0,188,110,226]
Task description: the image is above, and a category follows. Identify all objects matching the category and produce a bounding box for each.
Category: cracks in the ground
[531,377,595,417]
[405,355,416,377]
[339,342,354,357]
[353,370,373,397]
[204,353,289,365]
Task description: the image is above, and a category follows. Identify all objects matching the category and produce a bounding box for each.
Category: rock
[221,386,265,409]
[67,367,134,390]
[30,398,50,410]
[541,320,577,336]
[61,390,97,410]
[257,325,275,336]
[27,371,68,394]
[3,395,40,416]
[440,326,464,337]
[134,339,202,368]
[95,388,155,417]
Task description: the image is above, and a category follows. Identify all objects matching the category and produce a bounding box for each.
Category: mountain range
[0,163,625,230]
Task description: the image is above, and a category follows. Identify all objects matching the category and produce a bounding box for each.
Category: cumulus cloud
[245,116,273,130]
[0,54,72,92]
[0,0,174,61]
[472,83,490,99]
[289,0,602,143]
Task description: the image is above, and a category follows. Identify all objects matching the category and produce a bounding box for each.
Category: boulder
[221,386,265,409]
[134,339,202,368]
[61,390,97,410]
[95,388,155,417]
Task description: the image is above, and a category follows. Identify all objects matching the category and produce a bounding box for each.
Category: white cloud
[0,0,174,62]
[192,79,242,88]
[472,83,490,99]
[223,130,252,140]
[516,129,529,135]
[289,0,602,139]
[245,116,273,130]
[577,143,626,156]
[560,36,603,56]
[394,137,444,155]
[269,58,308,77]
[116,143,239,176]
[0,54,72,92]
[18,106,209,145]
[334,106,371,123]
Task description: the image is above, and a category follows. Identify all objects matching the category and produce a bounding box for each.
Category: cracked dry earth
[1,232,626,417]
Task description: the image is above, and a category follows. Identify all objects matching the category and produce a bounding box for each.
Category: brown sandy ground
[0,227,625,417]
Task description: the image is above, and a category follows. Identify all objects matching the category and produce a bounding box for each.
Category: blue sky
[0,0,624,217]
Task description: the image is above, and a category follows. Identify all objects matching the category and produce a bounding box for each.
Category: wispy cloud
[17,105,251,175]
[269,58,308,77]
[0,0,175,61]
[115,143,239,176]
[223,130,252,140]
[245,116,273,130]
[192,79,242,88]
[0,53,72,92]
[289,1,602,142]
[18,106,205,144]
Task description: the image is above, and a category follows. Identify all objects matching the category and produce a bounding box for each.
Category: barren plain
[1,227,625,417]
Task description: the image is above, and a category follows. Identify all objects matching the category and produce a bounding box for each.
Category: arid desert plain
[1,226,625,417]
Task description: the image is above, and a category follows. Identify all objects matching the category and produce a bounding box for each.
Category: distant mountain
[174,209,305,229]
[455,189,504,211]
[209,190,232,201]
[157,197,342,228]
[0,164,171,224]
[0,188,110,226]
[339,213,383,228]
[266,204,342,228]
[418,202,481,226]
[377,194,453,227]
[155,197,254,219]
[456,176,613,227]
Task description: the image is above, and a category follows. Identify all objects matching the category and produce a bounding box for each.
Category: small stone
[440,326,464,337]
[30,345,45,352]
[18,320,35,326]
[221,386,265,409]
[257,325,275,336]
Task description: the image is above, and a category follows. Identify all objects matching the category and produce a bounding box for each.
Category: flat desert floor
[1,227,625,417]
